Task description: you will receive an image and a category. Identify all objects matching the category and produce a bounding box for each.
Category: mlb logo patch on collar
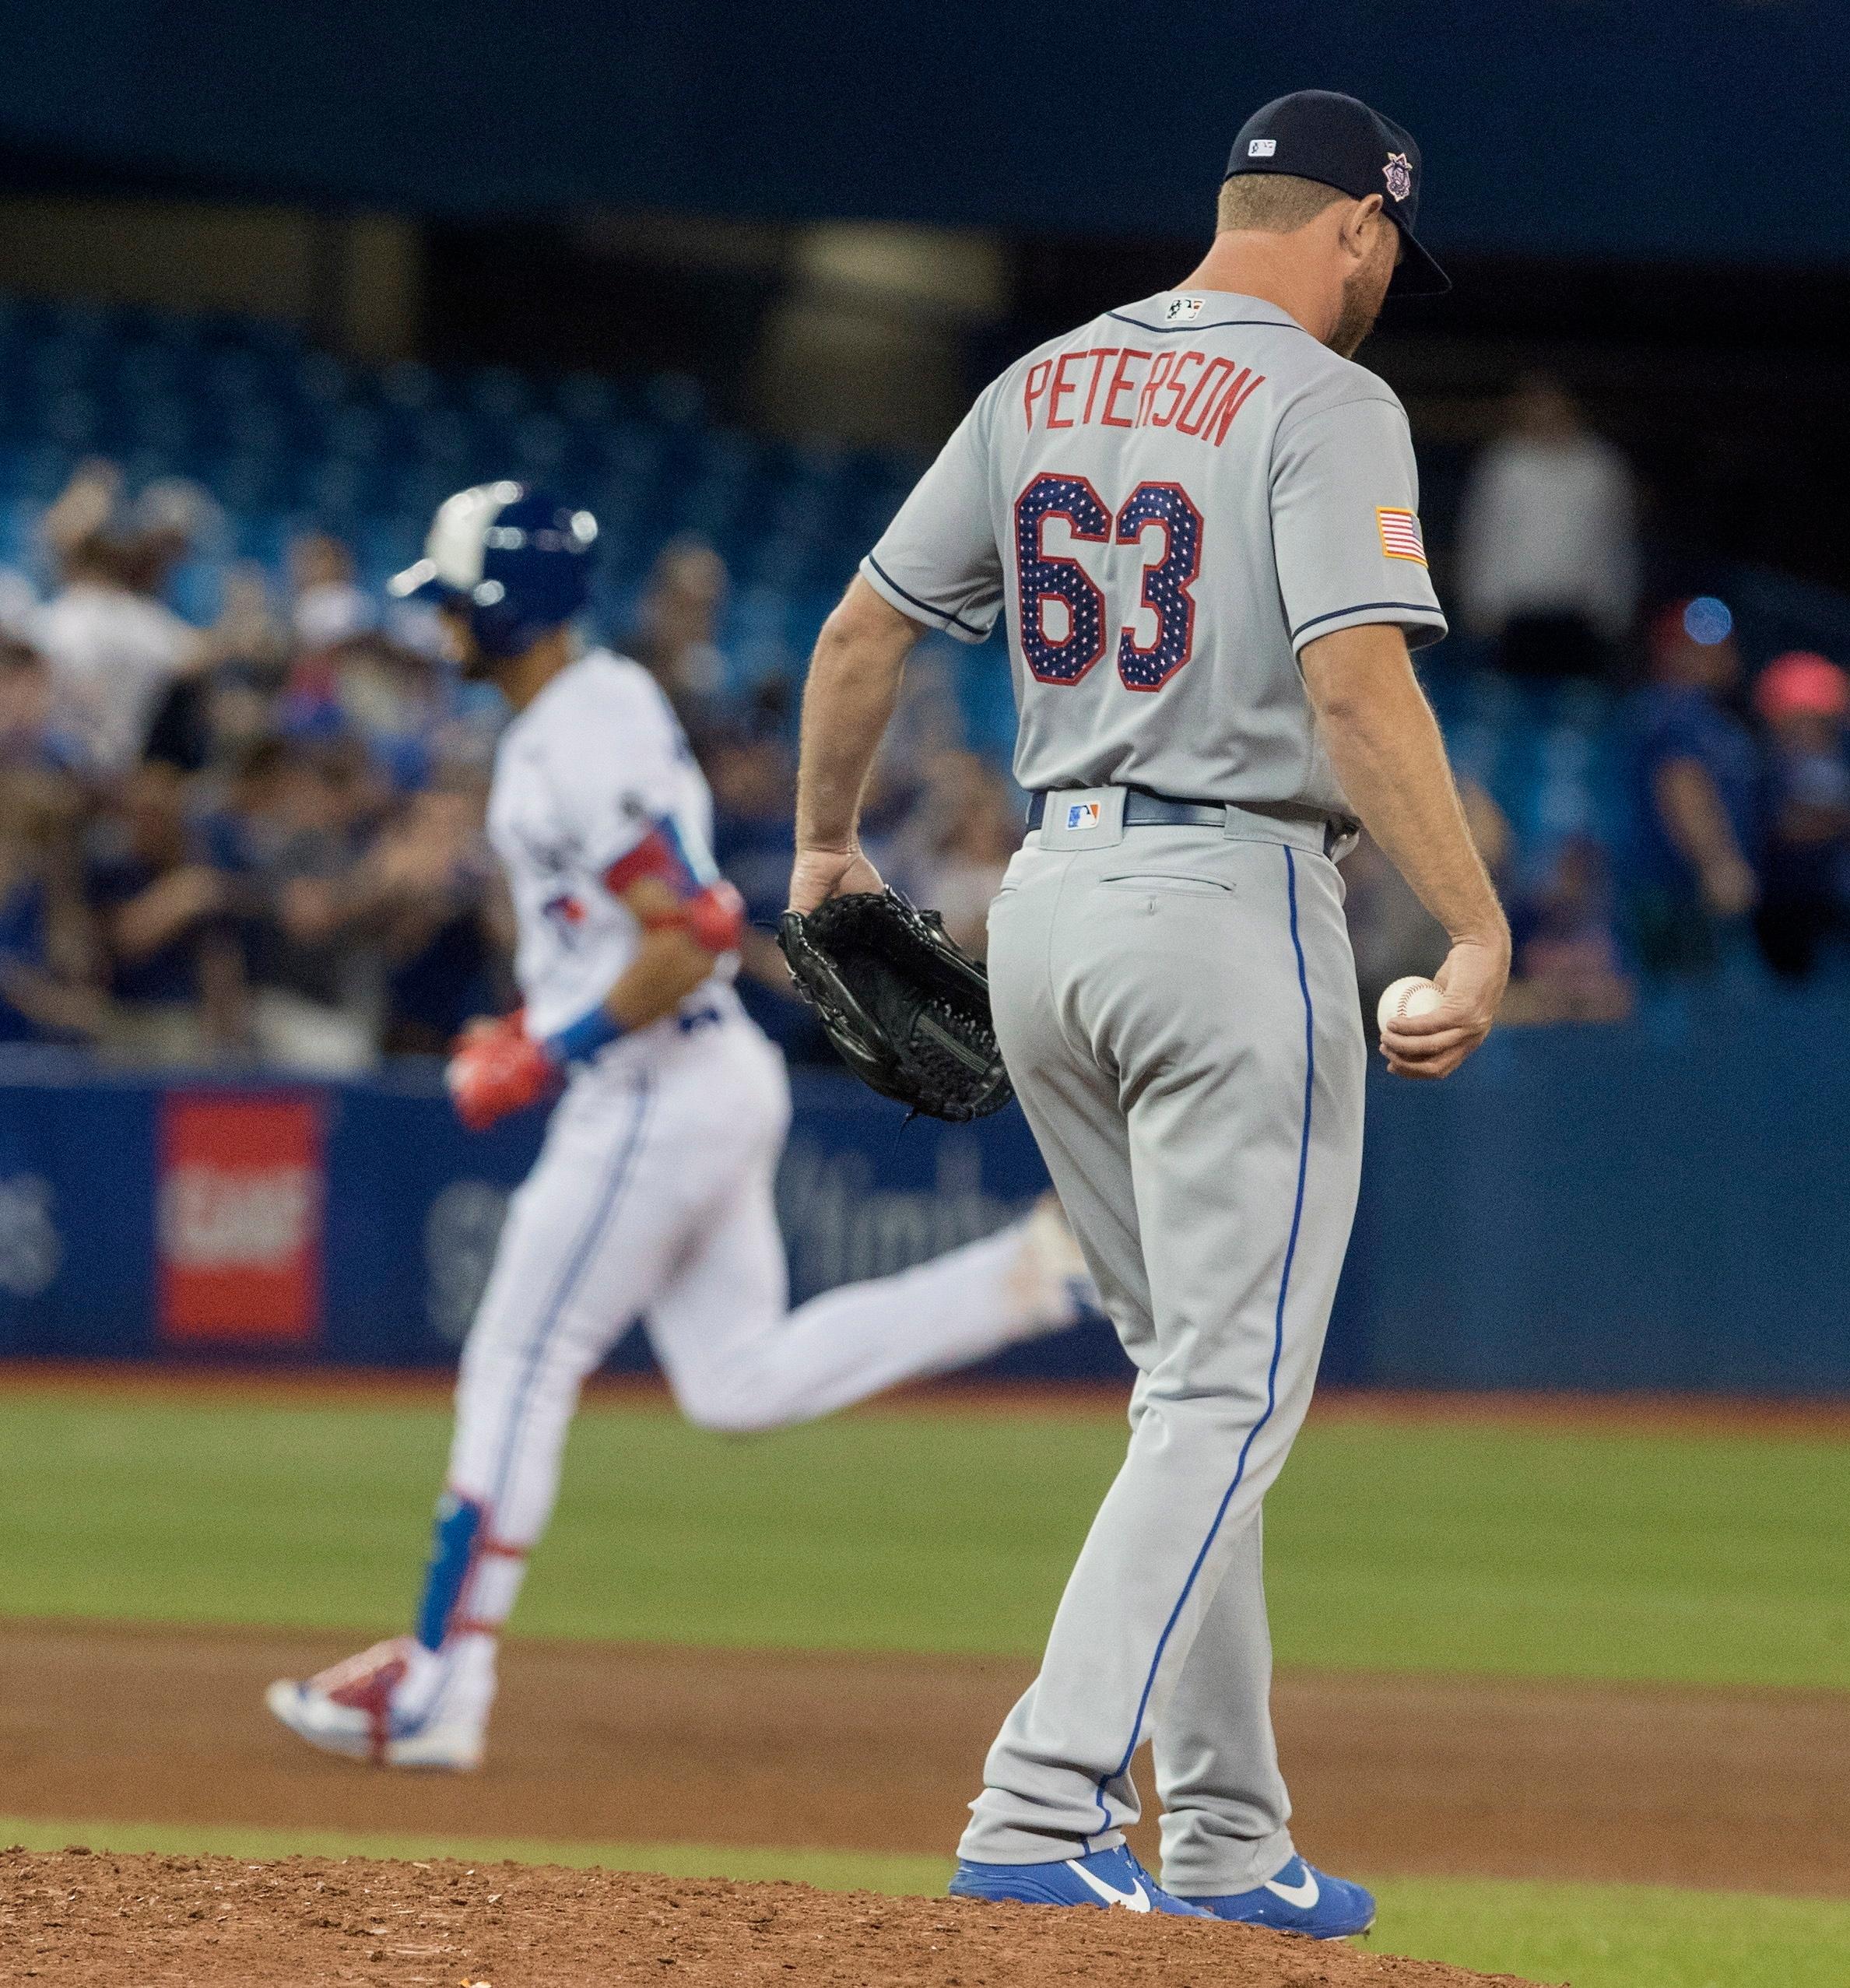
[1376,507,1427,565]
[1066,801,1102,830]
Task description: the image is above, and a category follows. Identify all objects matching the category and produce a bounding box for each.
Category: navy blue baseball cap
[1224,90,1449,296]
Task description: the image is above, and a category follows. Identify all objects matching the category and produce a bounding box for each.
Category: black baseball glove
[777,888,1014,1122]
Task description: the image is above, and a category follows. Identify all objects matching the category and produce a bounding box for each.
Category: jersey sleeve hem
[860,556,995,646]
[1290,599,1450,653]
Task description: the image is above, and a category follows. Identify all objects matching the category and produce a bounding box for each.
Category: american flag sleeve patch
[1376,507,1427,565]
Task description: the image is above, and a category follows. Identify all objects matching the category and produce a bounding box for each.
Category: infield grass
[1,1386,1847,1689]
[0,1814,951,1898]
[4,1817,1846,1988]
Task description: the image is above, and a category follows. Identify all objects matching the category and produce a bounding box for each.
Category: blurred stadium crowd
[0,297,1846,1071]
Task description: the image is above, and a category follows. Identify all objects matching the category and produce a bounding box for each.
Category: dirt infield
[5,1620,1848,1898]
[7,1359,1850,1437]
[0,1850,1546,1987]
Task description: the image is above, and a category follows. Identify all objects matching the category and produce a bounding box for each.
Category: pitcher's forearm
[1324,699,1505,943]
[795,643,899,852]
[1302,625,1507,948]
[795,578,921,853]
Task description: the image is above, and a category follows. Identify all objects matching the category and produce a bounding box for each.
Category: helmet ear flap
[464,587,531,660]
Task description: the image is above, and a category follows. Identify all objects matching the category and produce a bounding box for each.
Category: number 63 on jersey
[1013,472,1204,694]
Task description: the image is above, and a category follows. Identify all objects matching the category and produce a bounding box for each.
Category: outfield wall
[1,999,1846,1394]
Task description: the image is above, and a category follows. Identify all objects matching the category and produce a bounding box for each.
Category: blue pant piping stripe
[485,1072,655,1522]
[1088,843,1315,1835]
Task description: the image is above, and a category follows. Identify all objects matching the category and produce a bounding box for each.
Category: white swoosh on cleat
[1067,1862,1152,1912]
[1263,1867,1321,1909]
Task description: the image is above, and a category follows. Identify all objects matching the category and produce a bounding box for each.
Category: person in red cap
[1753,651,1850,978]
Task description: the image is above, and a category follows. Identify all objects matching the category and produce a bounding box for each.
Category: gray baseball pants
[960,811,1366,1895]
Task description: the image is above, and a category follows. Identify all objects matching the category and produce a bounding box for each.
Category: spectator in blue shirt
[318,773,511,1055]
[0,639,88,775]
[0,769,103,1044]
[84,760,246,1060]
[1626,601,1761,975]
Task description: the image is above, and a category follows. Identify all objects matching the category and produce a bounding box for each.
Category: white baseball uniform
[413,648,1082,1721]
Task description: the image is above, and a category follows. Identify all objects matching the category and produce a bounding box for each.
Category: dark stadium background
[0,2,1845,1386]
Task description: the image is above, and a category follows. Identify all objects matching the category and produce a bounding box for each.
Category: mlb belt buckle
[1037,786,1127,849]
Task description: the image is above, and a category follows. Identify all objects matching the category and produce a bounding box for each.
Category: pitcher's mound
[0,1849,1550,1986]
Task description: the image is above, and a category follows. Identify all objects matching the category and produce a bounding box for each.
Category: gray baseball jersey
[864,291,1440,1890]
[862,289,1445,813]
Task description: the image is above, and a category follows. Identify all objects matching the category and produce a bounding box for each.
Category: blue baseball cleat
[949,1844,1209,1916]
[1188,1855,1376,1937]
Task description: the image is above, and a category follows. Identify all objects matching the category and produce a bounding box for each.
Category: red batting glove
[446,1010,559,1132]
[638,878,747,955]
[684,878,746,954]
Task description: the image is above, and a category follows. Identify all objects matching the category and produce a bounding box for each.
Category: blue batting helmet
[388,481,598,659]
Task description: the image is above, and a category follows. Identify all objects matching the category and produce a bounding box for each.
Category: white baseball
[1377,975,1445,1032]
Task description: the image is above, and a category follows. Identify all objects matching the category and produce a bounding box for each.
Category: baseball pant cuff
[1160,1825,1297,1898]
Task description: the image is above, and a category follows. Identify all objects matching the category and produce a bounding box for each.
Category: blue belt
[1025,787,1356,857]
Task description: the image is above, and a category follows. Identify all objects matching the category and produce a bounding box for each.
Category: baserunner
[265,482,1096,1773]
[788,90,1509,1938]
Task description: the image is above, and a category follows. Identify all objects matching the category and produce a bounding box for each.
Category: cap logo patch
[1247,138,1277,157]
[1383,152,1413,202]
[1164,295,1206,323]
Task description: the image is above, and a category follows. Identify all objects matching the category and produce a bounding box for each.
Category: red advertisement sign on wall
[157,1093,323,1347]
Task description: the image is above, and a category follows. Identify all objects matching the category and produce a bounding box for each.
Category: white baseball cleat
[265,1635,491,1772]
[1006,1192,1101,1333]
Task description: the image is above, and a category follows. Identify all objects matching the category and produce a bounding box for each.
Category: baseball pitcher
[788,91,1508,1937]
